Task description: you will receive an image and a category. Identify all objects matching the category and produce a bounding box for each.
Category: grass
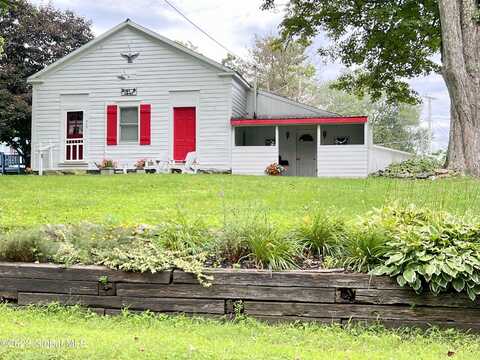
[0,174,480,229]
[0,304,479,360]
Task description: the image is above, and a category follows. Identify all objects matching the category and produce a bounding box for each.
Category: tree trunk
[439,0,480,175]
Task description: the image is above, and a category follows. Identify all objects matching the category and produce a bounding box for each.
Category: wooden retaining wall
[0,262,479,330]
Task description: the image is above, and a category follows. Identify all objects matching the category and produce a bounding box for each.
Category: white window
[119,106,138,143]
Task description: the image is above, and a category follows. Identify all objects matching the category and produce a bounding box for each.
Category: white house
[28,19,410,177]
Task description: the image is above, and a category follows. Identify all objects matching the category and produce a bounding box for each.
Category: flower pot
[100,168,114,175]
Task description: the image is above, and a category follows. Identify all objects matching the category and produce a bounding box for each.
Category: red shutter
[106,105,117,145]
[140,104,151,145]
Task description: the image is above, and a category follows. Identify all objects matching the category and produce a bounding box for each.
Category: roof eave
[230,116,368,126]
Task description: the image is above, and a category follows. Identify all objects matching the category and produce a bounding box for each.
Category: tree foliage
[262,0,441,104]
[0,0,93,164]
[316,82,428,153]
[222,34,318,103]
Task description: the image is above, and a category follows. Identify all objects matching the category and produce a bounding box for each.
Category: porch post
[275,125,279,151]
[317,125,321,177]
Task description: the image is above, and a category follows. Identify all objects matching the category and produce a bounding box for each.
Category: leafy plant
[374,157,443,178]
[265,163,285,176]
[95,238,212,286]
[372,208,480,300]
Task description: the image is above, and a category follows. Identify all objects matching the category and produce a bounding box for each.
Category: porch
[231,117,369,177]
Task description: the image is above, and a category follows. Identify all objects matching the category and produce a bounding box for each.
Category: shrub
[374,156,443,178]
[0,229,57,262]
[47,223,139,265]
[372,209,480,300]
[95,238,212,286]
[295,211,345,257]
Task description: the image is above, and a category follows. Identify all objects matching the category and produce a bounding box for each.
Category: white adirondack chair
[182,151,198,174]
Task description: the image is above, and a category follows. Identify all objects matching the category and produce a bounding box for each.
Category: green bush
[0,229,57,262]
[295,211,345,257]
[95,238,212,286]
[375,156,442,178]
[48,223,140,265]
[372,207,480,300]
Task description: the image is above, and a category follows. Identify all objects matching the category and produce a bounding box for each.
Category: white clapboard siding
[231,79,249,118]
[32,26,233,170]
[317,145,368,178]
[232,146,278,175]
[368,145,412,173]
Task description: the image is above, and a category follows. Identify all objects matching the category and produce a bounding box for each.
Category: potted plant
[135,159,147,174]
[96,159,116,175]
[265,162,285,176]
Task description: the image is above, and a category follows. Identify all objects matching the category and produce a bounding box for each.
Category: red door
[173,107,196,161]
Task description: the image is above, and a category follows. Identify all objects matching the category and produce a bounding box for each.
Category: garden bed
[1,262,480,330]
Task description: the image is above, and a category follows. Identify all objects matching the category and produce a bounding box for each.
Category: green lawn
[0,174,479,229]
[0,305,478,360]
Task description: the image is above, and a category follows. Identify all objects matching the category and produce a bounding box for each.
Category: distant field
[0,305,479,360]
[0,174,479,229]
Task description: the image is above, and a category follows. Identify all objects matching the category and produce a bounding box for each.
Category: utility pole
[424,95,436,154]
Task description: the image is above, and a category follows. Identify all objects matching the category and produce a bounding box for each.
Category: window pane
[120,107,138,125]
[235,126,276,146]
[120,107,138,142]
[67,111,83,139]
[120,125,138,142]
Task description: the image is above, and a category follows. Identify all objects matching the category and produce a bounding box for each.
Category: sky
[32,0,450,150]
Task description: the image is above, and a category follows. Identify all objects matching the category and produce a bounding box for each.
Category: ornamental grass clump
[151,217,212,254]
[295,210,346,258]
[244,217,300,270]
[0,228,57,263]
[371,205,480,300]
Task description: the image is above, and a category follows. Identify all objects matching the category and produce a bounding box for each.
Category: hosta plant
[372,210,480,300]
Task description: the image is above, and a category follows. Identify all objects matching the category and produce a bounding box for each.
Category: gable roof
[27,19,250,87]
[257,90,340,118]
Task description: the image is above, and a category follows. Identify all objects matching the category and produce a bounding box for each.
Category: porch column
[275,125,279,152]
[317,125,321,177]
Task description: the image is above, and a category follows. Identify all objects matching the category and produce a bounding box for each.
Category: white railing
[65,138,84,161]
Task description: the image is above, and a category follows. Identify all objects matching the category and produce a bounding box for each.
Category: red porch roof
[231,116,368,126]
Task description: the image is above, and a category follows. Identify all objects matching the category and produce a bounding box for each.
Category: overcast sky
[32,0,450,150]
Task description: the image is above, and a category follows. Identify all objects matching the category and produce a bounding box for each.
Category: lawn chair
[182,152,198,174]
[169,152,198,174]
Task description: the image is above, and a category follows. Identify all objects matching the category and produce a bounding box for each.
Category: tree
[222,34,318,103]
[0,0,93,165]
[262,1,480,174]
[316,82,429,154]
[0,0,8,55]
